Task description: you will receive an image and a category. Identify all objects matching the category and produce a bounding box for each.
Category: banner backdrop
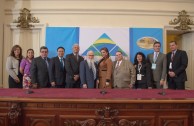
[130,28,163,62]
[46,27,163,62]
[79,28,129,61]
[46,27,79,57]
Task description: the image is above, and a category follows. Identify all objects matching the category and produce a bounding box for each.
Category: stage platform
[0,88,194,126]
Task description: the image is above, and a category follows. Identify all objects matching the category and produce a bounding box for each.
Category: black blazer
[30,56,50,88]
[49,56,66,86]
[65,53,84,86]
[167,49,188,82]
[135,63,152,87]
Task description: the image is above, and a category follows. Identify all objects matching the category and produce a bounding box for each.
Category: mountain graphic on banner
[82,33,127,56]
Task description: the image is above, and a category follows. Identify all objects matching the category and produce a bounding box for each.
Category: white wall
[2,0,194,88]
[4,0,194,27]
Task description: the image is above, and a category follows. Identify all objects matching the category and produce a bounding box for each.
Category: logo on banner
[82,33,127,57]
[137,37,158,49]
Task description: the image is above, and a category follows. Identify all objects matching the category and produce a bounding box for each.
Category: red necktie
[171,52,174,62]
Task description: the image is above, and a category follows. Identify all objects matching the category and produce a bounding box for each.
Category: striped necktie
[44,57,49,68]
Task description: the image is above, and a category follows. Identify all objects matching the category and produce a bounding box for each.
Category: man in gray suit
[147,41,167,89]
[30,46,50,88]
[80,51,97,88]
[113,51,136,89]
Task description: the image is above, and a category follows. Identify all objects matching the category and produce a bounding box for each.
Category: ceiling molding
[4,9,194,17]
[5,0,194,3]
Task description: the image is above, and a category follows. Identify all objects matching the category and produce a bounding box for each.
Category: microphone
[158,85,166,96]
[25,85,34,94]
[100,84,107,95]
[100,89,107,95]
[25,89,34,94]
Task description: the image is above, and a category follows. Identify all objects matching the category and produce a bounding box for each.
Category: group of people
[6,40,188,90]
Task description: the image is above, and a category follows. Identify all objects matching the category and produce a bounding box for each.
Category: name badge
[151,63,156,70]
[169,62,172,69]
[137,74,142,80]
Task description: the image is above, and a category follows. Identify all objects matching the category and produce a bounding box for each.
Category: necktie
[44,57,49,68]
[154,52,158,62]
[171,52,175,62]
[75,54,78,61]
[115,61,119,69]
[60,58,64,70]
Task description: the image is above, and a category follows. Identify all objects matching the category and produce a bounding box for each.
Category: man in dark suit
[30,46,50,88]
[80,51,98,88]
[65,44,84,88]
[49,47,66,88]
[167,41,188,90]
[147,41,167,89]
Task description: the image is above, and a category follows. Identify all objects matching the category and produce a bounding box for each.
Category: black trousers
[66,80,81,88]
[8,74,23,88]
[168,78,185,90]
[135,83,148,89]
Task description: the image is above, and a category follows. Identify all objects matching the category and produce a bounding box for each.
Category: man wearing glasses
[30,46,50,88]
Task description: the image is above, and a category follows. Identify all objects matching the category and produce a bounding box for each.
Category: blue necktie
[60,58,64,70]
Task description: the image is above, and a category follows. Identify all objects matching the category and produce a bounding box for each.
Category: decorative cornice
[169,10,194,30]
[5,0,194,3]
[5,9,194,17]
[8,23,46,29]
[13,8,40,29]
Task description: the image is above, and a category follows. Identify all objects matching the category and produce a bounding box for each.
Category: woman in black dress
[134,52,152,89]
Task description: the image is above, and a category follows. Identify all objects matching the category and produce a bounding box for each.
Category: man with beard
[80,50,98,88]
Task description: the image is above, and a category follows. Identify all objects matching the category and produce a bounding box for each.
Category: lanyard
[138,64,142,74]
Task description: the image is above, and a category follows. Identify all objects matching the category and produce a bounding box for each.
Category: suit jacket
[49,56,66,86]
[80,60,98,88]
[65,53,84,87]
[147,52,167,82]
[167,49,188,82]
[113,59,136,88]
[98,58,113,88]
[30,56,50,88]
[135,63,152,87]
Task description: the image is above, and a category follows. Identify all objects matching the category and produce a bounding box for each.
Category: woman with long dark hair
[20,49,34,89]
[97,47,113,89]
[134,52,152,89]
[6,45,23,88]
